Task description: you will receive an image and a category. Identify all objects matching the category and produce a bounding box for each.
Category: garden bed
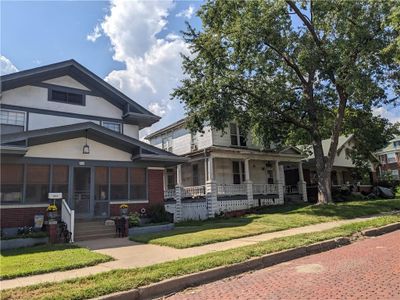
[1,236,49,251]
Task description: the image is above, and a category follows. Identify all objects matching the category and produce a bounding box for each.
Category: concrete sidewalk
[0,215,381,290]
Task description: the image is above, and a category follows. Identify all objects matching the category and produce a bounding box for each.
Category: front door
[73,167,91,217]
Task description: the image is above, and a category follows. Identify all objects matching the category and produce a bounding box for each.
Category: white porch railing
[61,199,75,243]
[253,183,279,195]
[284,185,299,194]
[164,189,175,199]
[182,185,206,198]
[217,184,247,196]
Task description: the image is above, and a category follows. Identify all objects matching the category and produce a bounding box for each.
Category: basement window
[49,89,85,106]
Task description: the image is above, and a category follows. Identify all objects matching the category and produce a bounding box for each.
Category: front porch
[163,148,308,221]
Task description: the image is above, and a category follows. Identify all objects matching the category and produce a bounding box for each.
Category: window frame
[232,161,246,184]
[387,152,397,163]
[162,135,173,152]
[102,121,122,133]
[48,87,86,106]
[0,109,27,131]
[229,123,247,147]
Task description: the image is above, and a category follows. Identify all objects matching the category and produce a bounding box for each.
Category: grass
[0,244,112,280]
[2,214,399,300]
[130,199,400,248]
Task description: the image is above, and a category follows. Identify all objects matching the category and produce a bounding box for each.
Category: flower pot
[120,208,128,216]
[47,211,57,221]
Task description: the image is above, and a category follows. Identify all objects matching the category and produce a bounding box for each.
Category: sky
[1,0,399,138]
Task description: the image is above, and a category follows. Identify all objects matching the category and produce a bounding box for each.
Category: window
[52,165,69,200]
[130,168,146,200]
[232,161,245,184]
[162,136,173,152]
[0,164,24,203]
[49,89,85,106]
[25,165,50,203]
[192,164,199,186]
[95,167,109,201]
[230,123,246,147]
[380,155,386,164]
[392,169,399,177]
[0,109,25,134]
[191,133,198,151]
[394,141,400,148]
[387,153,396,163]
[110,167,128,200]
[102,121,121,133]
[230,123,238,146]
[166,168,176,189]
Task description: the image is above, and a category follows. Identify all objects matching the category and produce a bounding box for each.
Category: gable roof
[0,122,187,165]
[0,59,160,129]
[375,135,400,154]
[298,135,354,159]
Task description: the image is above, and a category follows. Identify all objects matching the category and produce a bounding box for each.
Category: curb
[97,223,399,300]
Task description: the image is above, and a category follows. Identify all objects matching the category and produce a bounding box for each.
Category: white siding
[123,124,139,139]
[43,76,91,91]
[28,113,100,130]
[214,158,234,185]
[212,126,260,149]
[26,137,132,161]
[172,127,192,155]
[2,85,123,119]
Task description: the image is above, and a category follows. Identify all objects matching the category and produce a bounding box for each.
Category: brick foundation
[1,206,47,228]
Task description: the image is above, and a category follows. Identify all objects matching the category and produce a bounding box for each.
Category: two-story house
[145,118,308,221]
[0,60,185,238]
[376,136,400,180]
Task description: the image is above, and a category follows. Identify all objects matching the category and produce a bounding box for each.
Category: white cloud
[97,0,190,137]
[176,5,195,19]
[86,24,102,42]
[0,56,18,75]
[373,106,400,124]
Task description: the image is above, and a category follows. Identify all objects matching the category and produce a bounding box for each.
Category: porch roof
[0,122,188,166]
[188,146,306,162]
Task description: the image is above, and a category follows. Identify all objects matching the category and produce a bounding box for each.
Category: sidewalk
[0,215,381,290]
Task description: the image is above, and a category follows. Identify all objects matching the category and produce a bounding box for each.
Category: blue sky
[1,0,399,137]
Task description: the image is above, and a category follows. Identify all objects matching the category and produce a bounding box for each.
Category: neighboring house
[0,60,185,237]
[145,119,308,220]
[375,136,400,180]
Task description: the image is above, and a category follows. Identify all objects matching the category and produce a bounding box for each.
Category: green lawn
[131,199,400,248]
[1,244,112,280]
[3,214,399,300]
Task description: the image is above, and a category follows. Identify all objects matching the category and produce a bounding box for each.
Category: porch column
[275,160,284,204]
[174,185,182,222]
[244,159,253,208]
[207,156,214,181]
[204,158,208,184]
[177,164,182,185]
[163,168,168,191]
[297,161,308,202]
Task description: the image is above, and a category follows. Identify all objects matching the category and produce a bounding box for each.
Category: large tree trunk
[313,138,333,204]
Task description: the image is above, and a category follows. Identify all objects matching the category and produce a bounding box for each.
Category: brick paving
[169,231,400,300]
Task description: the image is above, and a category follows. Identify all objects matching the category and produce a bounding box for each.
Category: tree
[172,0,399,204]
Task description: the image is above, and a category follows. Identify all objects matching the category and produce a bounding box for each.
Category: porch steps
[74,220,116,241]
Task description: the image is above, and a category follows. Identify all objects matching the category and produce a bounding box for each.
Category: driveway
[169,230,400,300]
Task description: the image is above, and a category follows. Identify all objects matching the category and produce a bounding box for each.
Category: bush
[128,212,140,228]
[147,204,170,223]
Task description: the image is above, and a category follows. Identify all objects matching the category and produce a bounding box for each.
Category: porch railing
[182,185,206,198]
[217,184,247,196]
[253,183,278,195]
[164,189,175,199]
[61,199,75,243]
[284,185,299,194]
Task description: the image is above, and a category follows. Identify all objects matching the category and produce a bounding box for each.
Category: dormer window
[49,88,85,106]
[102,121,121,133]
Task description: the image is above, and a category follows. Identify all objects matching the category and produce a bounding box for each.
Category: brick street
[168,231,400,300]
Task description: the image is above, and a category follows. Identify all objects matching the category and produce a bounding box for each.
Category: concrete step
[75,227,115,235]
[74,232,116,241]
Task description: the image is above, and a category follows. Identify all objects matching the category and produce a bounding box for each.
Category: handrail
[61,199,75,243]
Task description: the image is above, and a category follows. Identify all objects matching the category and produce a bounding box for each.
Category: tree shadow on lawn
[1,243,84,257]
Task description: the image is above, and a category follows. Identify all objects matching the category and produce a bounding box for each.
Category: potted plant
[120,204,128,216]
[47,203,58,221]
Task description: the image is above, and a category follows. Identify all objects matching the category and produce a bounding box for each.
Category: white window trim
[0,109,27,130]
[162,135,173,152]
[229,123,247,147]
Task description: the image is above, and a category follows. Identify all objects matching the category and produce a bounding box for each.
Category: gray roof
[145,118,187,140]
[0,59,160,129]
[375,135,400,154]
[1,122,187,165]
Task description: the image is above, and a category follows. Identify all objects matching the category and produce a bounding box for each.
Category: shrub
[128,212,140,228]
[147,204,170,223]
